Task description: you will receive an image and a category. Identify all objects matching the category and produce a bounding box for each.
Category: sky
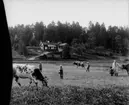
[4,0,129,28]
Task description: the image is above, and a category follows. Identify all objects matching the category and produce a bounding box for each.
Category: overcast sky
[4,0,129,28]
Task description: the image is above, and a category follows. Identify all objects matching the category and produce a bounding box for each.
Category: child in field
[86,62,90,72]
[39,62,42,72]
[58,65,64,79]
[109,66,114,76]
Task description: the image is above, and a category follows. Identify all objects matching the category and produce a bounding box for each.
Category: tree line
[9,21,129,57]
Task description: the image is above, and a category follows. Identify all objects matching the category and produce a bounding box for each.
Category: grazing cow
[13,64,48,87]
[73,61,79,68]
[80,62,85,68]
[121,64,129,75]
[13,63,27,73]
[31,68,48,87]
[73,61,85,68]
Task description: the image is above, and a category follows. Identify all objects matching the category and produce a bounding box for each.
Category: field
[11,60,129,105]
[12,60,129,87]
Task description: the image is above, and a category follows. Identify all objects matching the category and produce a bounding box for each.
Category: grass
[10,85,129,105]
[11,59,129,105]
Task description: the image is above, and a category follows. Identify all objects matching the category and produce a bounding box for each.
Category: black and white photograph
[3,0,129,104]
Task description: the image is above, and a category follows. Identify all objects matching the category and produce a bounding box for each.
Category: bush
[10,85,129,105]
[62,44,71,59]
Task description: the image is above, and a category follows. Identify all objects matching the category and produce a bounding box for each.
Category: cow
[73,61,85,68]
[80,62,85,68]
[13,64,48,87]
[13,63,27,73]
[121,64,129,75]
[73,61,80,68]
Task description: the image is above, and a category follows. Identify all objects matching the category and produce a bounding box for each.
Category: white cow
[13,63,38,73]
[13,63,48,87]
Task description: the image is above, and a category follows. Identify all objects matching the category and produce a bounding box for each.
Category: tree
[87,32,96,49]
[115,35,122,53]
[98,23,107,47]
[62,44,71,59]
[45,21,58,42]
[122,38,129,55]
[34,22,45,43]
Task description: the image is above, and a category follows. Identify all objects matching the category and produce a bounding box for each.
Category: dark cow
[121,64,129,75]
[73,61,79,67]
[80,62,85,68]
[73,61,85,68]
[13,64,48,87]
[32,68,48,87]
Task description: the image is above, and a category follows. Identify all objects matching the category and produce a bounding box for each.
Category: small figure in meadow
[39,62,42,72]
[86,62,90,72]
[111,60,121,76]
[58,65,64,79]
[109,66,114,76]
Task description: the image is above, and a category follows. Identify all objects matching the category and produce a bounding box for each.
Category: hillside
[12,50,26,60]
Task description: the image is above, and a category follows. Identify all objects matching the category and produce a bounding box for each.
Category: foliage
[11,85,129,105]
[9,21,129,57]
[62,44,71,59]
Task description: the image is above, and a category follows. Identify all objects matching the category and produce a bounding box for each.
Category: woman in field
[111,60,121,76]
[86,62,90,72]
[58,65,64,79]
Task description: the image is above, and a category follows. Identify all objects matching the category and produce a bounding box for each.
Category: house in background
[40,41,67,53]
[41,42,58,52]
[38,41,68,59]
[58,43,67,52]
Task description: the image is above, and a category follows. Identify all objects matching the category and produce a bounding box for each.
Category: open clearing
[12,60,129,88]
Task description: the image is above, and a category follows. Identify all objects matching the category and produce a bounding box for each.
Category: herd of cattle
[13,61,129,88]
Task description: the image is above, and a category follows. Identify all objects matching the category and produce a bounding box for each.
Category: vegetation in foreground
[10,85,129,105]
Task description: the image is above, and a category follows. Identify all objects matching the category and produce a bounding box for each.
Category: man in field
[58,65,64,79]
[39,62,42,72]
[86,62,90,72]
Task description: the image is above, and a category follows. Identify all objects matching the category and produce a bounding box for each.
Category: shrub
[10,85,129,105]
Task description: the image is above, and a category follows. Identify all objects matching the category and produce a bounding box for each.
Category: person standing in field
[86,62,90,72]
[112,60,121,76]
[58,65,64,79]
[39,62,42,72]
